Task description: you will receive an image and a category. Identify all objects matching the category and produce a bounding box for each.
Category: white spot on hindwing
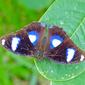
[80,55,84,61]
[11,37,20,51]
[66,48,75,62]
[1,39,5,45]
[52,39,62,48]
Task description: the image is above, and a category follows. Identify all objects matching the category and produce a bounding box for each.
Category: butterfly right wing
[45,26,85,63]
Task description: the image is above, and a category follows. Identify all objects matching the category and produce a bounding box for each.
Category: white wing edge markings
[11,37,21,51]
[80,55,84,61]
[1,39,6,45]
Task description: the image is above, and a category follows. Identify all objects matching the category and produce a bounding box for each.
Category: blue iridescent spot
[28,31,39,45]
[50,34,63,49]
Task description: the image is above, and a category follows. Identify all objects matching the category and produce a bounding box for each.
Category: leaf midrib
[70,16,85,39]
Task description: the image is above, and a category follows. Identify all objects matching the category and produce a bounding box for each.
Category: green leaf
[35,0,85,83]
[52,71,85,85]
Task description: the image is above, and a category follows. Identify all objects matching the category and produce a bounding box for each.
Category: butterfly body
[0,22,85,64]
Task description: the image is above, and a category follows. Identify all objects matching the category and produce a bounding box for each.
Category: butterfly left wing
[0,22,45,56]
[45,26,85,63]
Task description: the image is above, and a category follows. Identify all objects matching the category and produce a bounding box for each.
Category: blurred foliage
[16,0,54,10]
[0,0,54,85]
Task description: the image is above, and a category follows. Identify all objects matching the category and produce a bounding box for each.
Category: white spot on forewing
[28,35,36,43]
[1,39,5,45]
[80,55,84,61]
[11,37,20,51]
[66,48,75,62]
[52,39,62,48]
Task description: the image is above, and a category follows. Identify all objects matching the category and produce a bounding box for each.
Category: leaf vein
[70,16,85,39]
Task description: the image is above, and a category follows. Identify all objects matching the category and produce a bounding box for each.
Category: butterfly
[0,22,85,64]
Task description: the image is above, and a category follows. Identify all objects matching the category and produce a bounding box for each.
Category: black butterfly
[0,22,85,64]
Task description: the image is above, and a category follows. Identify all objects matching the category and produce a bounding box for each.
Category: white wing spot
[52,39,62,48]
[1,39,5,45]
[80,55,84,61]
[66,48,75,62]
[28,35,37,43]
[11,37,20,51]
